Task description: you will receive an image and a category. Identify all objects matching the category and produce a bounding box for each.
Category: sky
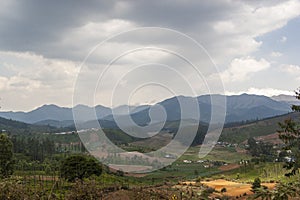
[0,0,300,111]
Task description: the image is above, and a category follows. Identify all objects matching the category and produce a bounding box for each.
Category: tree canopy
[60,154,102,182]
[0,134,14,178]
[278,89,300,177]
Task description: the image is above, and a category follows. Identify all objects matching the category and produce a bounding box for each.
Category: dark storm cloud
[0,0,298,64]
[114,0,236,28]
[0,0,240,61]
[0,0,115,55]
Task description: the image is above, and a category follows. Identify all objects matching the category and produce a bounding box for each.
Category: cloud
[0,0,299,63]
[225,87,294,97]
[0,51,79,111]
[220,57,270,82]
[270,51,283,57]
[0,51,79,87]
[0,76,8,90]
[280,36,287,43]
[280,64,300,79]
[213,0,300,36]
[0,0,299,110]
[209,0,300,63]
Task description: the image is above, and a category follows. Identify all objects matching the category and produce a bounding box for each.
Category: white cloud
[213,0,300,36]
[281,64,300,73]
[0,76,8,90]
[0,51,79,86]
[220,56,270,82]
[280,36,287,43]
[270,51,283,57]
[61,19,137,53]
[210,0,300,64]
[0,51,80,111]
[280,64,300,79]
[226,87,294,97]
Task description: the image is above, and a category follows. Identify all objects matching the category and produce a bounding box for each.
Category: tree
[251,177,261,191]
[278,89,300,177]
[253,181,300,199]
[251,89,300,199]
[0,134,14,178]
[60,154,102,182]
[248,137,258,156]
[248,137,275,160]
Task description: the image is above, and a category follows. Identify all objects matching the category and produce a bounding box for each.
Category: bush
[251,177,261,191]
[0,178,56,200]
[60,154,102,182]
[195,177,202,183]
[0,134,14,178]
[220,196,230,200]
[0,180,29,200]
[116,170,124,177]
[221,187,227,193]
[203,187,215,194]
[65,179,103,200]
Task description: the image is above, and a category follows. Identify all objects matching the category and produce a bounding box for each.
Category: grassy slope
[220,112,300,143]
[132,113,300,183]
[128,113,300,149]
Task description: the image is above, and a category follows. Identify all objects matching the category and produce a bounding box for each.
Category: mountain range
[0,94,294,128]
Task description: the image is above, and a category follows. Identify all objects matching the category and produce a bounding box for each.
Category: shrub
[60,154,102,182]
[195,177,202,183]
[221,187,227,193]
[65,179,103,200]
[251,177,261,191]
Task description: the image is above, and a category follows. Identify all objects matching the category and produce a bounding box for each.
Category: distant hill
[129,112,300,149]
[106,94,292,127]
[0,94,293,127]
[201,94,291,122]
[112,105,150,115]
[0,116,61,135]
[0,104,112,124]
[271,94,300,106]
[220,112,300,144]
[34,119,75,128]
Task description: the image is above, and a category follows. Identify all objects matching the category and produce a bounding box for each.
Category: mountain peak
[0,93,294,125]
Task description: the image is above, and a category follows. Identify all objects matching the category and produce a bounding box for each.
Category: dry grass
[201,179,276,197]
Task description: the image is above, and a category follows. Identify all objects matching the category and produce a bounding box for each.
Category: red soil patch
[235,146,247,154]
[242,133,283,145]
[255,133,283,144]
[219,163,240,171]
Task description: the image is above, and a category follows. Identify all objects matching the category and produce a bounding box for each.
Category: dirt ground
[201,179,276,197]
[218,163,240,171]
[98,179,277,199]
[102,186,181,200]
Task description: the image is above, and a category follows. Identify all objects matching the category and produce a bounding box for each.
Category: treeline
[0,117,70,135]
[10,135,86,162]
[247,137,290,163]
[11,136,56,161]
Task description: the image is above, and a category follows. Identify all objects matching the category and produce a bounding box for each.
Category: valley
[1,107,299,199]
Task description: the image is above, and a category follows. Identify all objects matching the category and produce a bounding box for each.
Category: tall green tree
[0,134,14,178]
[60,154,102,182]
[278,89,300,177]
[251,177,261,191]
